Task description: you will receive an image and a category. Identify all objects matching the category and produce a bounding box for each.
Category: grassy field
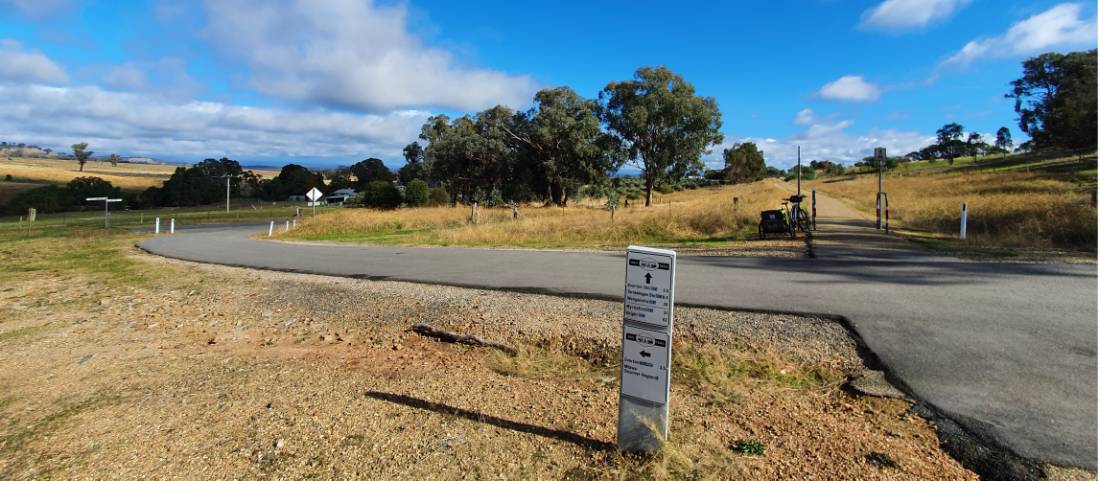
[0,199,335,234]
[810,152,1097,252]
[279,182,794,249]
[0,157,281,191]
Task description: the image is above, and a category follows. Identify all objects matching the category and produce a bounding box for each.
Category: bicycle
[787,195,810,233]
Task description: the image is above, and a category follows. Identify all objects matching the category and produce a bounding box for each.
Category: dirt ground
[0,244,981,480]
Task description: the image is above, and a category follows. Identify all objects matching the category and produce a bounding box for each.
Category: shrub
[428,186,450,206]
[6,185,73,214]
[361,180,402,209]
[404,179,429,206]
[3,174,11,181]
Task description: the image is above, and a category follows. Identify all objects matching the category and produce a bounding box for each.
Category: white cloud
[0,83,431,163]
[794,108,815,125]
[0,39,67,84]
[817,75,880,102]
[860,0,971,30]
[706,112,933,169]
[944,3,1097,66]
[101,58,202,99]
[0,0,74,18]
[201,0,536,113]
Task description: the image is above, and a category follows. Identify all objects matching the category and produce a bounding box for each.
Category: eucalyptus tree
[599,66,723,206]
[505,87,622,206]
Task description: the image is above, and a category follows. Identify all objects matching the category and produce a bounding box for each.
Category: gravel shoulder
[0,238,988,480]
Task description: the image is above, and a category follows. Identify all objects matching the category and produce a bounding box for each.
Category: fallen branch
[410,323,518,357]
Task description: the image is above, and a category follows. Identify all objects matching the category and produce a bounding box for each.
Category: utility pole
[219,175,233,212]
[796,145,802,198]
[86,196,122,228]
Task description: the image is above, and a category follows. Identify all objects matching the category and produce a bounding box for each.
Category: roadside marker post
[169,218,175,234]
[960,202,967,240]
[883,193,890,233]
[811,189,817,231]
[268,221,275,237]
[874,147,886,229]
[618,246,676,452]
[292,219,297,229]
[154,217,160,234]
[284,220,290,232]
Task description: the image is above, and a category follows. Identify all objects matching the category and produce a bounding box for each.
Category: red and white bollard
[875,192,882,229]
[883,192,889,233]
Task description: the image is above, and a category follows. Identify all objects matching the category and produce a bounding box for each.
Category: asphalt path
[139,215,1097,469]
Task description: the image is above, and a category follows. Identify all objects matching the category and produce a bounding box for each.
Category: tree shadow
[363,390,615,452]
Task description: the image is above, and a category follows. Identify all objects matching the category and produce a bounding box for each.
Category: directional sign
[623,249,674,327]
[617,245,676,452]
[305,187,323,202]
[621,326,669,404]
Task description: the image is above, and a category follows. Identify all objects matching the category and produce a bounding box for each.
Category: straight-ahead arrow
[644,273,652,284]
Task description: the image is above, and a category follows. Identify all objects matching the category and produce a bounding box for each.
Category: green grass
[730,440,765,456]
[0,201,336,233]
[0,226,175,288]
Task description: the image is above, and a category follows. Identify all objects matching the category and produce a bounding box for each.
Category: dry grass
[0,157,280,191]
[282,182,792,248]
[810,170,1097,250]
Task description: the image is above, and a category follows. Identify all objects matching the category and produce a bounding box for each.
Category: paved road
[139,211,1097,468]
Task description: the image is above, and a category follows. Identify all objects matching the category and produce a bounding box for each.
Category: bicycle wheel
[797,208,811,232]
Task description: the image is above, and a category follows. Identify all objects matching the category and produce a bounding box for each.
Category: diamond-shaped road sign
[305,187,323,202]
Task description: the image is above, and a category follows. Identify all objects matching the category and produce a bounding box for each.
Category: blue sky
[0,0,1095,170]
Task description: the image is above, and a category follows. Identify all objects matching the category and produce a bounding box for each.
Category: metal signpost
[874,147,886,229]
[86,196,122,228]
[306,187,323,216]
[618,245,676,452]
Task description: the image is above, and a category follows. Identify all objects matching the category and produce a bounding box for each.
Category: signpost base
[617,397,669,452]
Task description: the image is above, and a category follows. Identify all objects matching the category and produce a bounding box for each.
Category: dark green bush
[361,180,402,209]
[404,179,429,206]
[428,186,450,206]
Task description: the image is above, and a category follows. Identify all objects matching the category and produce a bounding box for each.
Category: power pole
[796,145,802,198]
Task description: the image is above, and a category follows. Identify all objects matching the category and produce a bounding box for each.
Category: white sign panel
[620,326,669,404]
[623,248,674,327]
[305,187,323,202]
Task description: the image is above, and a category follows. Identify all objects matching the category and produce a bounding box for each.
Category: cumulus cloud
[0,39,68,84]
[943,3,1097,66]
[101,58,202,99]
[706,112,933,169]
[201,0,536,113]
[817,75,880,102]
[794,108,815,125]
[860,0,971,30]
[0,83,430,163]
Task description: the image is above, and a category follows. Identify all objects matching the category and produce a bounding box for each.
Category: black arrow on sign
[644,273,652,284]
[640,350,651,358]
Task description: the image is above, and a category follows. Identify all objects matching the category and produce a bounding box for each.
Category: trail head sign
[617,245,676,452]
